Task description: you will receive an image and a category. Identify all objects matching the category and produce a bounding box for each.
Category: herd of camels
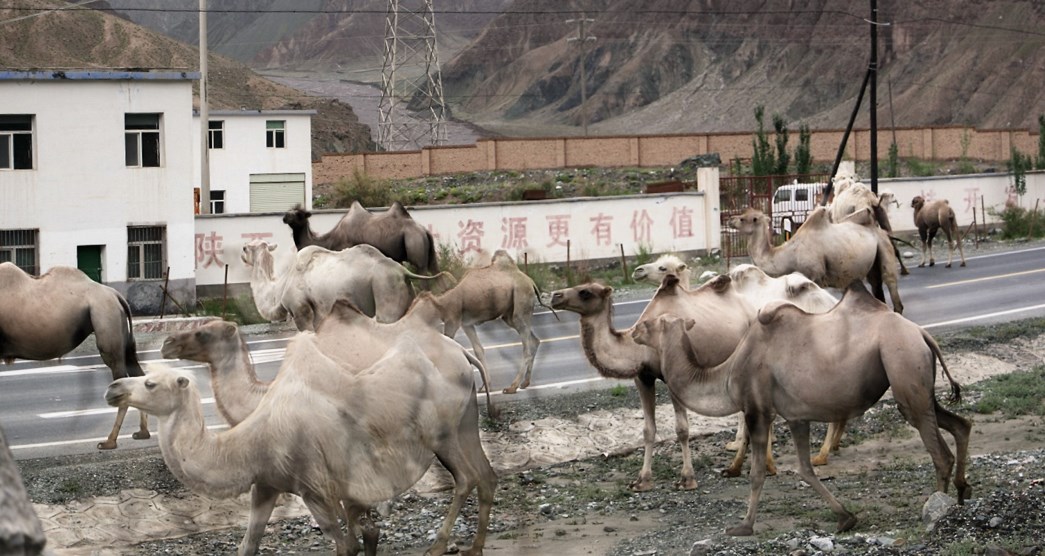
[0,175,975,555]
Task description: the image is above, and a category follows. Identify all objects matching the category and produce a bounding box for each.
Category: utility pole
[378,0,448,151]
[566,13,595,136]
[198,0,210,214]
[869,0,879,194]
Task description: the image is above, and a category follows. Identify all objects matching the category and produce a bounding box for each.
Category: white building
[0,70,315,314]
[192,109,315,215]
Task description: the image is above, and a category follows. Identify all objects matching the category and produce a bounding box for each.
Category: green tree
[1037,114,1045,170]
[772,114,790,175]
[886,142,900,178]
[751,105,775,176]
[794,124,812,175]
[1008,146,1031,198]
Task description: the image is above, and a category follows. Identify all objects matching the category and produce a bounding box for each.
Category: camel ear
[600,285,614,298]
[176,376,190,389]
[221,322,238,339]
[684,318,696,331]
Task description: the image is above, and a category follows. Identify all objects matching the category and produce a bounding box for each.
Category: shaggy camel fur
[410,250,554,394]
[633,282,972,536]
[283,201,439,275]
[911,196,967,268]
[241,239,446,331]
[1,427,47,554]
[829,178,910,276]
[160,311,495,555]
[729,206,904,313]
[0,263,148,450]
[550,275,771,492]
[110,334,495,556]
[631,254,693,288]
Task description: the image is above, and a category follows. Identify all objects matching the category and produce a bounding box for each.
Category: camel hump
[802,206,831,227]
[841,280,890,312]
[702,273,732,293]
[388,200,410,217]
[757,299,805,325]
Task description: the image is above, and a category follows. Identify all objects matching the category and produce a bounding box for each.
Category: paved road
[4,246,1044,460]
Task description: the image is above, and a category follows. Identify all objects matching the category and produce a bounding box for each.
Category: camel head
[282,205,312,228]
[910,195,926,212]
[241,239,277,267]
[105,366,197,417]
[549,283,612,315]
[631,254,686,284]
[727,208,769,235]
[727,264,769,291]
[161,320,240,363]
[877,189,899,210]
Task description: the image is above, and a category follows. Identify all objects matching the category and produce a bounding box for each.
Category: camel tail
[923,328,961,404]
[532,283,560,321]
[117,293,144,377]
[465,351,500,420]
[425,230,440,275]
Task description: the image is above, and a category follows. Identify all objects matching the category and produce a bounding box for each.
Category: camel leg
[359,510,380,556]
[894,242,910,275]
[503,322,540,395]
[631,374,658,492]
[927,229,938,266]
[918,230,929,267]
[724,422,776,478]
[340,503,367,556]
[789,421,858,532]
[461,325,490,392]
[300,494,349,556]
[812,420,847,466]
[241,484,280,556]
[666,392,698,490]
[133,410,150,440]
[934,401,973,502]
[725,412,747,451]
[427,442,479,556]
[726,411,773,536]
[456,395,497,556]
[891,384,956,496]
[953,224,967,267]
[98,405,130,450]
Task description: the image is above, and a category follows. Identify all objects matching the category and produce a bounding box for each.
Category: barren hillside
[0,0,374,157]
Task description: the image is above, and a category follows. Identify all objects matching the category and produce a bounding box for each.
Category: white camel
[240,239,447,331]
[632,281,971,536]
[108,333,495,556]
[409,249,554,394]
[829,176,910,276]
[729,206,904,313]
[631,254,693,288]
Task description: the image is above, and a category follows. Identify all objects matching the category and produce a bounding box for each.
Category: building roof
[0,69,200,81]
[203,109,319,117]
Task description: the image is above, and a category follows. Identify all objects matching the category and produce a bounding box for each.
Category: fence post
[1028,199,1041,240]
[222,264,229,320]
[566,239,573,286]
[619,244,628,283]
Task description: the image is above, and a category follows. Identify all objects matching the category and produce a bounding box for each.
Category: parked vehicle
[771,181,826,234]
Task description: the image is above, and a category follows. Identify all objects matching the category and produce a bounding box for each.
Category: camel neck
[746,224,783,275]
[578,306,646,380]
[248,257,289,322]
[660,345,736,418]
[209,339,270,426]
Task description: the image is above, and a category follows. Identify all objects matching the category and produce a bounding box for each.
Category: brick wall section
[313,126,1040,185]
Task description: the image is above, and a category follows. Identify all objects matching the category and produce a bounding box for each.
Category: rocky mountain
[0,0,374,157]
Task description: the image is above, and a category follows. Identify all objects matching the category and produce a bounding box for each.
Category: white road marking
[926,268,1045,288]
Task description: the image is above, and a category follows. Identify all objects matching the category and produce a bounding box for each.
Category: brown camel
[1,425,47,555]
[282,201,439,275]
[0,262,148,450]
[110,333,495,556]
[409,250,553,394]
[911,195,967,268]
[241,240,449,331]
[550,275,769,492]
[632,281,972,536]
[729,206,904,313]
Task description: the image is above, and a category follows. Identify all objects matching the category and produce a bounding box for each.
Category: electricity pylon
[378,0,448,151]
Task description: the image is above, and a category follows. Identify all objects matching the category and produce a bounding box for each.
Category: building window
[0,115,33,170]
[208,120,224,149]
[127,226,165,280]
[125,113,161,167]
[210,190,225,214]
[0,229,38,275]
[266,120,285,148]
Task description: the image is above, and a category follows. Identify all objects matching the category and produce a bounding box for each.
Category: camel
[409,250,553,394]
[911,195,967,268]
[829,177,910,276]
[110,332,495,556]
[632,281,972,536]
[550,275,769,491]
[632,254,692,288]
[282,201,439,276]
[0,262,148,450]
[729,206,904,313]
[241,239,448,331]
[1,426,47,554]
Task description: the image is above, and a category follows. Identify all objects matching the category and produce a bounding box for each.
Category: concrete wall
[313,126,1040,185]
[0,77,197,313]
[191,111,315,214]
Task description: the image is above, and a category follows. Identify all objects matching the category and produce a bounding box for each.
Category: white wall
[191,111,314,214]
[0,78,196,284]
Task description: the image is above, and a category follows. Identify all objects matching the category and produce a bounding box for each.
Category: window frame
[266,120,286,149]
[127,225,166,280]
[210,190,226,214]
[125,113,162,168]
[0,114,34,170]
[208,120,224,149]
[0,229,39,275]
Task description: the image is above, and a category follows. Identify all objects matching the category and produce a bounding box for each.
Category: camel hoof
[957,484,972,504]
[766,465,778,476]
[811,455,828,467]
[724,441,744,451]
[960,262,967,267]
[836,512,858,532]
[629,478,654,492]
[725,524,754,537]
[97,440,117,450]
[720,467,742,478]
[929,260,936,267]
[132,431,151,440]
[501,386,518,395]
[945,263,952,268]
[900,268,910,276]
[918,263,926,268]
[423,541,449,556]
[676,477,698,491]
[459,547,483,556]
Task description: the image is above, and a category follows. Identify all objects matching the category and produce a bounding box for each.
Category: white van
[771,181,826,234]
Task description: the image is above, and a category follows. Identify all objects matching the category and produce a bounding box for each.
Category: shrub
[1008,146,1032,198]
[988,205,1044,239]
[906,157,936,177]
[794,124,812,176]
[331,168,391,208]
[886,142,900,178]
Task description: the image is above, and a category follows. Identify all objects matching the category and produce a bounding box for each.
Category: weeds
[986,205,1045,239]
[970,366,1045,417]
[194,295,267,325]
[906,157,936,177]
[331,168,391,208]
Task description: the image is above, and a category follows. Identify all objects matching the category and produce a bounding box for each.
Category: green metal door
[77,245,103,282]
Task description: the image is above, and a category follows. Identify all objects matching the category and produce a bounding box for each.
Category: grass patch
[328,168,392,208]
[194,295,268,325]
[969,366,1045,417]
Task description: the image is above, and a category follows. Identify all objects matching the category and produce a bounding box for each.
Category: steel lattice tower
[378,0,448,151]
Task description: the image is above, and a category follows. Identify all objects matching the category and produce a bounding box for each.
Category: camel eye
[658,266,667,272]
[145,380,156,390]
[578,289,593,300]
